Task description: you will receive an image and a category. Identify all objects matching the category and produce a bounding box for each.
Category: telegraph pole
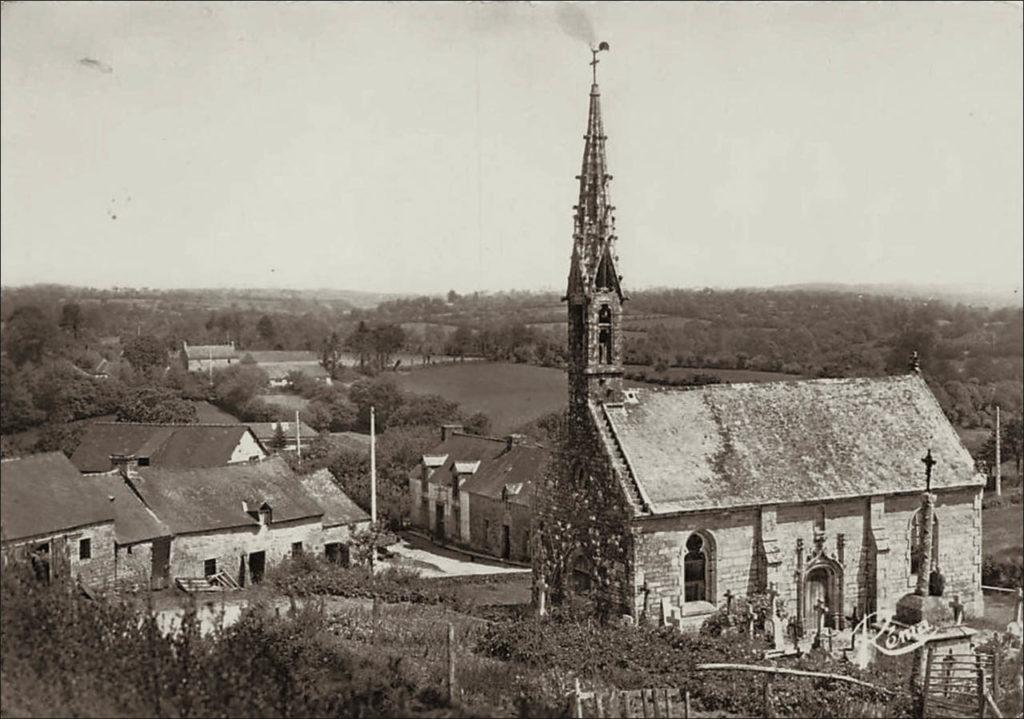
[995,405,1002,496]
[370,406,377,524]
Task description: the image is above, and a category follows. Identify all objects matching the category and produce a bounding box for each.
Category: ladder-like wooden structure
[922,647,1001,719]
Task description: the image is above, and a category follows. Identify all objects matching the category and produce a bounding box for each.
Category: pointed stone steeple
[566,48,625,424]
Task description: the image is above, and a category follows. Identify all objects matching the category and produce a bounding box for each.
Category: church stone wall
[626,486,983,631]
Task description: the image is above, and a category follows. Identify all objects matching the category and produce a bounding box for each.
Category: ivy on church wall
[532,411,636,620]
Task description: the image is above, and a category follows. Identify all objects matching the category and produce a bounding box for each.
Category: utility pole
[208,347,213,383]
[295,410,302,460]
[370,406,377,524]
[995,405,1002,497]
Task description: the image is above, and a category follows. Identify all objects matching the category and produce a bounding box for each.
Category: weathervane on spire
[590,41,610,84]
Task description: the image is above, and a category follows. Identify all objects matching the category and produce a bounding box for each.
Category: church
[532,51,984,633]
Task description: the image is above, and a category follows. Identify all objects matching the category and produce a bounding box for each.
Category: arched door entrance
[803,562,843,633]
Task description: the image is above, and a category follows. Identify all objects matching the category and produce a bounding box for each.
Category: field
[624,364,806,383]
[391,362,566,433]
[983,504,1024,563]
[258,393,311,413]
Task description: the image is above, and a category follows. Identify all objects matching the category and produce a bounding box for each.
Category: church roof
[599,374,982,515]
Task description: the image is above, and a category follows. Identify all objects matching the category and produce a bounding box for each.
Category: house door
[51,536,70,582]
[31,542,51,583]
[249,551,266,584]
[435,504,446,540]
[150,538,171,590]
[804,566,834,633]
[502,525,511,560]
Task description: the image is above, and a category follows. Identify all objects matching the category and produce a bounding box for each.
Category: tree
[256,315,277,346]
[1002,416,1024,478]
[347,378,405,432]
[123,335,167,373]
[58,303,83,339]
[371,324,405,372]
[463,411,492,436]
[269,422,288,452]
[344,322,373,372]
[117,387,197,423]
[388,393,460,430]
[320,331,344,379]
[3,305,60,366]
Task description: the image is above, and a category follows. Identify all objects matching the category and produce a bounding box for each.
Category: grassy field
[258,393,311,413]
[983,503,1024,563]
[624,364,806,383]
[391,362,566,434]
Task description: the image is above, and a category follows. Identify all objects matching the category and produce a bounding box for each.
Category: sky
[1,1,1022,296]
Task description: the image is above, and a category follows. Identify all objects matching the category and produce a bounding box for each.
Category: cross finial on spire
[590,41,610,84]
[922,449,936,492]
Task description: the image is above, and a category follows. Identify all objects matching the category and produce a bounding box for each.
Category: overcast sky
[2,2,1021,296]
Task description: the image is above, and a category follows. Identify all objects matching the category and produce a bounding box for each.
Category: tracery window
[684,532,712,602]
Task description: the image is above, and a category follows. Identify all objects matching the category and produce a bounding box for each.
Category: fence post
[976,667,986,719]
[992,650,1000,703]
[763,673,775,719]
[683,689,691,719]
[447,622,456,705]
[572,678,583,719]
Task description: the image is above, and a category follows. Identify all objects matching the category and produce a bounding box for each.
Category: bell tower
[566,43,625,428]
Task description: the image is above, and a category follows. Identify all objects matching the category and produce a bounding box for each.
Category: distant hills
[765,283,1022,309]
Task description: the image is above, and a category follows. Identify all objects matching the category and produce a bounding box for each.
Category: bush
[982,555,1024,588]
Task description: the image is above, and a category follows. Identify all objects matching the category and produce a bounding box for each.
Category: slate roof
[329,432,372,454]
[71,423,261,473]
[78,472,171,545]
[601,374,983,516]
[242,351,320,363]
[0,452,115,542]
[461,444,548,507]
[259,362,330,382]
[127,457,323,535]
[246,421,318,443]
[416,432,548,508]
[296,469,370,528]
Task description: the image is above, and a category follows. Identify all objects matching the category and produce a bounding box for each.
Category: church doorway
[803,563,841,633]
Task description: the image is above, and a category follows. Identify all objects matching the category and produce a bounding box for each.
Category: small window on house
[127,545,133,555]
[292,542,303,557]
[814,506,826,534]
[79,538,91,560]
[204,559,217,576]
[683,533,708,602]
[137,457,151,467]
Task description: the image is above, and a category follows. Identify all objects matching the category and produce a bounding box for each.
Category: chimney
[505,433,526,451]
[109,453,137,478]
[440,423,464,442]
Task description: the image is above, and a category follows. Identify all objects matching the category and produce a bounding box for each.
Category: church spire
[566,44,625,419]
[570,41,621,301]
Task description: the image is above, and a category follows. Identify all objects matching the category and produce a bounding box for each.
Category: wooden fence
[570,680,692,719]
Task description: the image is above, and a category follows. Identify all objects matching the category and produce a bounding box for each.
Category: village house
[0,452,117,588]
[241,350,333,387]
[116,457,326,585]
[297,468,371,565]
[181,340,239,373]
[533,64,984,631]
[71,422,267,473]
[79,471,173,590]
[409,424,546,562]
[246,420,318,453]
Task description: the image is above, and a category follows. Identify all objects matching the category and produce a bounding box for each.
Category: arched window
[684,533,712,602]
[597,304,613,364]
[910,509,939,579]
[570,553,592,593]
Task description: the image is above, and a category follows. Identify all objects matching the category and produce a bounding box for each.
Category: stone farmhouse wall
[468,494,532,562]
[114,541,154,588]
[2,522,117,589]
[169,517,323,582]
[408,473,470,544]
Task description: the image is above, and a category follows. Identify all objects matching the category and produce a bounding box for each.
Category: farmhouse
[120,457,325,585]
[181,340,239,373]
[79,470,173,590]
[71,422,267,473]
[532,63,984,630]
[297,468,371,565]
[0,452,117,588]
[409,424,546,562]
[241,350,332,387]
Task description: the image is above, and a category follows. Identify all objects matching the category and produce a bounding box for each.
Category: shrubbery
[982,554,1024,588]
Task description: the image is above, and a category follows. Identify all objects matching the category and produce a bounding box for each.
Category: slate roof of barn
[600,374,983,516]
[296,469,370,528]
[242,351,320,363]
[127,457,323,535]
[78,472,171,545]
[0,452,115,542]
[71,423,261,473]
[245,421,318,442]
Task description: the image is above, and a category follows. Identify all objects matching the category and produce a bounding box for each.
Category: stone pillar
[915,492,936,597]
